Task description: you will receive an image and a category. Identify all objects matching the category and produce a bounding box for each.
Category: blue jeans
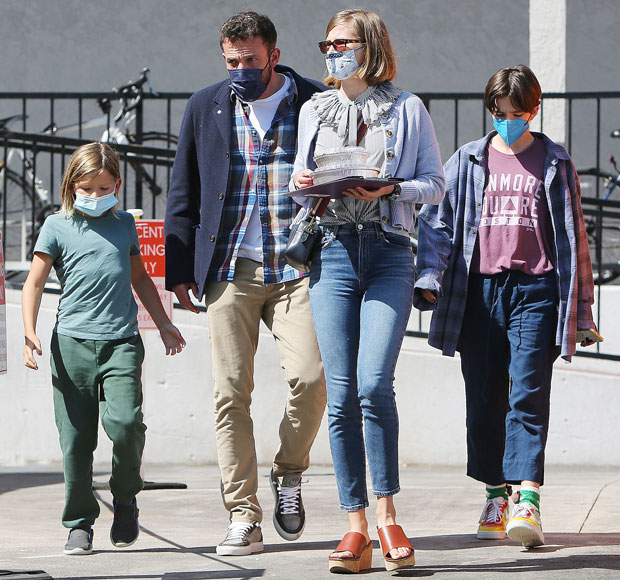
[458,271,560,486]
[309,222,414,511]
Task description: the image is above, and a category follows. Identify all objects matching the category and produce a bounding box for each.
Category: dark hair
[484,65,542,114]
[220,11,277,51]
[324,9,396,88]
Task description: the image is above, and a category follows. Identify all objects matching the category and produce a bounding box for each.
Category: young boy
[413,65,597,547]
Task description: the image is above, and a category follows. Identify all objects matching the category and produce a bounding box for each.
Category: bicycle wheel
[126,133,177,219]
[586,219,620,284]
[0,168,40,262]
[578,168,620,284]
[577,167,615,198]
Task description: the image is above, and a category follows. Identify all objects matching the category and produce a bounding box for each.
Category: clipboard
[286,177,404,199]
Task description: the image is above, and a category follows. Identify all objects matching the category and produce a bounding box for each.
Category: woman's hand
[293,169,314,190]
[343,184,395,201]
[420,289,438,306]
[24,336,42,370]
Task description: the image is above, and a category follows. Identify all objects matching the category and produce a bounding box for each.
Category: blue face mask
[228,60,272,102]
[325,45,365,80]
[493,118,530,146]
[74,191,118,217]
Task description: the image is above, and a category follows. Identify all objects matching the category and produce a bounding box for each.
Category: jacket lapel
[213,82,234,151]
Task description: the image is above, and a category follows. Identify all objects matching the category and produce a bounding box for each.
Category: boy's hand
[159,323,186,356]
[24,336,42,370]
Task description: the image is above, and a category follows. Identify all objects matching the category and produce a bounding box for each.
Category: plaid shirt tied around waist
[209,76,302,285]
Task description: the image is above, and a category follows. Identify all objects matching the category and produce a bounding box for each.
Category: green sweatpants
[50,332,146,529]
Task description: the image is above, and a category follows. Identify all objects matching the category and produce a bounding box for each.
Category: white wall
[2,286,619,468]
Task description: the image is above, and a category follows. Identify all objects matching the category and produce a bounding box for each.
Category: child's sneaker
[110,497,140,547]
[63,526,93,555]
[477,496,508,539]
[506,501,544,547]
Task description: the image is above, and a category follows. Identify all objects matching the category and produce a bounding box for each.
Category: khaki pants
[205,258,326,524]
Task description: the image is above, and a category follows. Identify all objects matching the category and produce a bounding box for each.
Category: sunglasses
[318,38,363,54]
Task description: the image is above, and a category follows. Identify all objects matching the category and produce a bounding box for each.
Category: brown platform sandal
[377,524,415,571]
[328,531,373,574]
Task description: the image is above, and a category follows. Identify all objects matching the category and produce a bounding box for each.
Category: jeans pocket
[381,231,413,250]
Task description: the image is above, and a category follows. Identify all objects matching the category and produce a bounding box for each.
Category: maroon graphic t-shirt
[470,137,555,275]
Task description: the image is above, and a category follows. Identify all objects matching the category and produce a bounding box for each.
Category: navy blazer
[164,65,324,298]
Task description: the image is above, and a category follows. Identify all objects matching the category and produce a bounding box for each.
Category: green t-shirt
[34,210,141,340]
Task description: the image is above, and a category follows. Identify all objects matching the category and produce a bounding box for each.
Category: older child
[414,65,597,548]
[22,143,185,555]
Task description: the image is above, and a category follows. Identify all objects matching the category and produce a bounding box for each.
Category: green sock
[519,487,540,511]
[485,484,508,501]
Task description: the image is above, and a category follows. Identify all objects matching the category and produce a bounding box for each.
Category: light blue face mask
[493,118,530,146]
[325,45,365,80]
[74,191,118,217]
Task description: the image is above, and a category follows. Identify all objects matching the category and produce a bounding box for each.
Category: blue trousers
[458,271,559,486]
[309,222,414,511]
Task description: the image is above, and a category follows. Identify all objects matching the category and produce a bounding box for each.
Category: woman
[291,9,444,573]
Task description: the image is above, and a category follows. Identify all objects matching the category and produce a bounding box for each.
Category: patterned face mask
[325,45,365,80]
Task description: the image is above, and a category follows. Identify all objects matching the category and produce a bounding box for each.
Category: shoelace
[512,502,536,519]
[278,483,301,515]
[482,498,506,524]
[225,522,255,541]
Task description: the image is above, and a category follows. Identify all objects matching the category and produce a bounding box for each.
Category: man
[164,12,326,556]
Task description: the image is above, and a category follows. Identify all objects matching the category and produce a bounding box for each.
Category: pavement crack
[578,476,620,533]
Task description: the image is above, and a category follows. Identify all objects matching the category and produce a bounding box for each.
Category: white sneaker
[216,522,264,556]
[477,496,509,539]
[506,502,544,547]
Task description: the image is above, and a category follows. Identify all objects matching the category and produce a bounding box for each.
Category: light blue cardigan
[289,88,445,235]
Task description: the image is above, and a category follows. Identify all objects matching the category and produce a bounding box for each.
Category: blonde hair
[324,9,397,89]
[60,142,121,216]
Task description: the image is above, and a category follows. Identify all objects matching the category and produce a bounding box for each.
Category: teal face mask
[74,191,119,217]
[493,118,529,146]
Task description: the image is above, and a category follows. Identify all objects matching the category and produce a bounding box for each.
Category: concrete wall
[2,286,619,467]
[0,0,528,94]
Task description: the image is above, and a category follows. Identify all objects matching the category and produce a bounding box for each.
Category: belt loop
[373,222,382,239]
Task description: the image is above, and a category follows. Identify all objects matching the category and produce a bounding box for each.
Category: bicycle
[0,68,178,264]
[577,127,620,284]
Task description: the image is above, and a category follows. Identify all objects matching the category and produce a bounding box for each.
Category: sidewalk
[1,464,619,579]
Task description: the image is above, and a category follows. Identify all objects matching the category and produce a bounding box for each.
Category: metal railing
[1,131,175,270]
[2,89,620,360]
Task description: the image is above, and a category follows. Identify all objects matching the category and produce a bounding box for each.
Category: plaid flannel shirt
[414,132,596,362]
[208,75,302,285]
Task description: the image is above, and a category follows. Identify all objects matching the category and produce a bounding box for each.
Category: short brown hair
[324,9,397,88]
[220,11,277,52]
[484,65,542,114]
[60,142,120,216]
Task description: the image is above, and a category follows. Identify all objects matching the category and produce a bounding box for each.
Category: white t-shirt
[238,74,291,262]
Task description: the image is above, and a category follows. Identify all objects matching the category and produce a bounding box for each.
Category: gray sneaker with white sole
[216,522,264,556]
[63,527,93,555]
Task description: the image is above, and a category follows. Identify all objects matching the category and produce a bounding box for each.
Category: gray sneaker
[270,469,305,541]
[216,522,264,556]
[63,527,93,555]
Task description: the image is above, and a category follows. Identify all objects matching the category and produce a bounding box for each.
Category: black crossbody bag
[285,122,368,273]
